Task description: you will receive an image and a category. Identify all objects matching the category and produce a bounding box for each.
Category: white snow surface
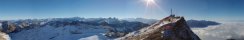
[1,17,150,40]
[0,32,11,40]
[116,17,182,40]
[9,25,108,40]
[79,35,100,40]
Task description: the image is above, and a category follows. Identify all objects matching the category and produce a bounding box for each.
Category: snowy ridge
[117,16,180,39]
[117,15,200,40]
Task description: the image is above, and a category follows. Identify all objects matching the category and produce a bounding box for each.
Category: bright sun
[144,0,156,7]
[146,0,154,3]
[143,0,163,18]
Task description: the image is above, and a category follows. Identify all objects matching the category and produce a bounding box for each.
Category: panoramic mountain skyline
[0,0,243,21]
[0,0,243,40]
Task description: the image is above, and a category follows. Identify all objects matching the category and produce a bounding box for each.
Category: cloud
[192,22,244,40]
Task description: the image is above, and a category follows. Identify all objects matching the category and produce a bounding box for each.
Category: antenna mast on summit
[171,9,173,15]
[170,8,175,17]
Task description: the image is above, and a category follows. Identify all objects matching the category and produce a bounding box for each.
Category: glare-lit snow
[79,35,99,40]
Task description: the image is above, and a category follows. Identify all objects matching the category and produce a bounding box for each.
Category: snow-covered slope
[0,17,150,40]
[0,32,10,40]
[117,15,200,40]
[10,25,108,40]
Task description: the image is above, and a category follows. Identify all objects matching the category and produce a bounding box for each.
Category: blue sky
[0,0,243,20]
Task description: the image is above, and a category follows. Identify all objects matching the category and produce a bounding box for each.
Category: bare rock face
[118,16,200,40]
[1,21,16,33]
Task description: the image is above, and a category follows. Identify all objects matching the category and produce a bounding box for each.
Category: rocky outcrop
[0,32,10,40]
[1,21,16,33]
[118,15,200,40]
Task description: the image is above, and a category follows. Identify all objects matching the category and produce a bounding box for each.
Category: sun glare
[146,0,155,3]
[143,0,164,19]
[145,0,156,7]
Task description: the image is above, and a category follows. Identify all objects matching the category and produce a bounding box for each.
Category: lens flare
[145,0,156,7]
[143,0,164,19]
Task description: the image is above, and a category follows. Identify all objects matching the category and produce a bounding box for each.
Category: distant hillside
[186,20,220,28]
[122,18,158,25]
